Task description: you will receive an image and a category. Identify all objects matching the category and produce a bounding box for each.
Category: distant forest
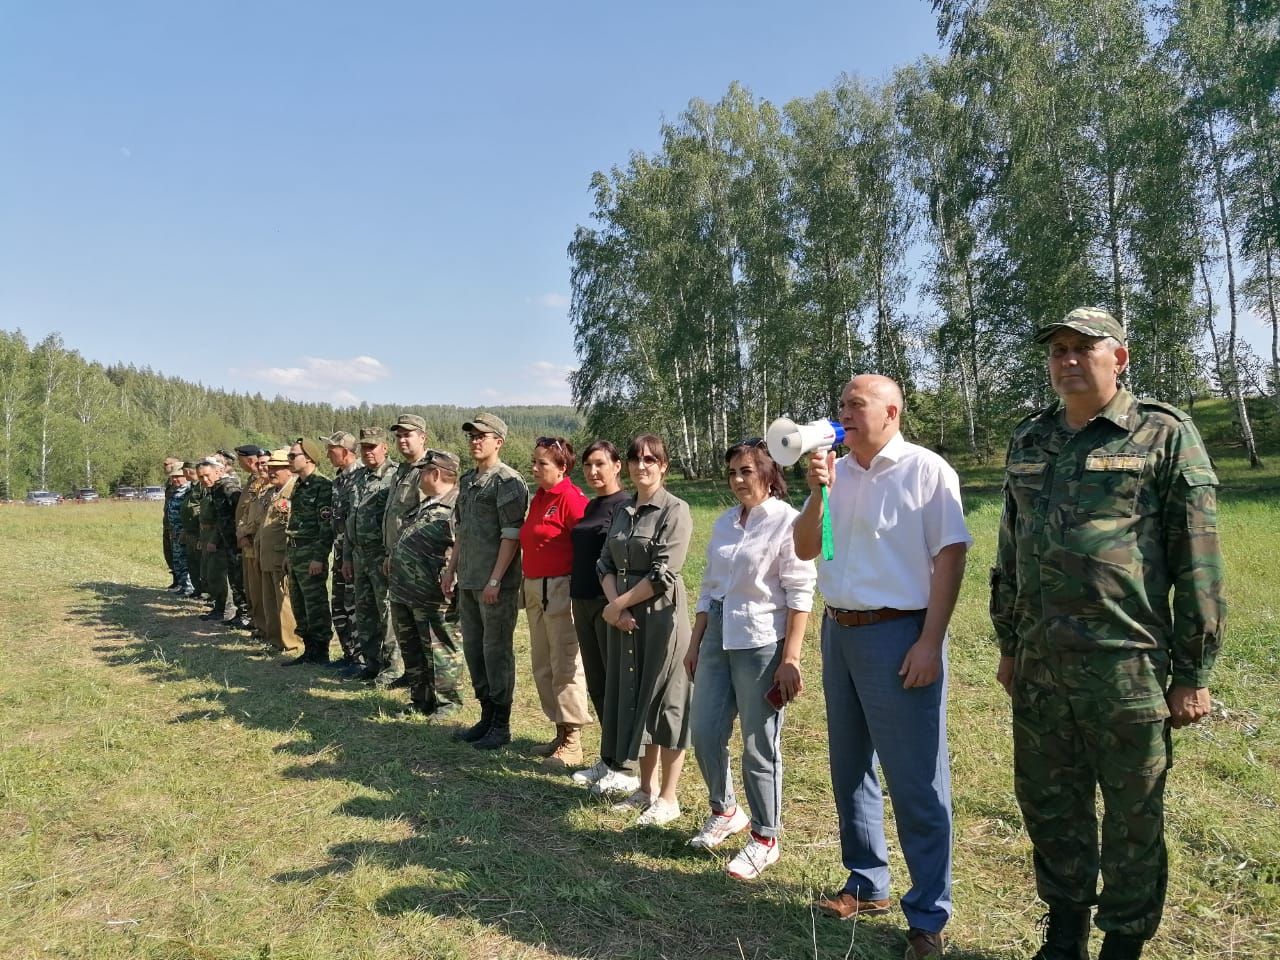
[0,330,581,498]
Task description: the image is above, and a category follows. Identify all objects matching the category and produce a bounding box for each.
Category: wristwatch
[487,578,499,588]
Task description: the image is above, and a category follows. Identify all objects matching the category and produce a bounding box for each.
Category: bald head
[838,374,903,467]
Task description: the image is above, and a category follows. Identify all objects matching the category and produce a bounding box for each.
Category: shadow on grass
[71,579,1009,960]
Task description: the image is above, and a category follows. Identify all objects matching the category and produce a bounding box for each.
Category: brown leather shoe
[814,891,891,920]
[904,927,945,959]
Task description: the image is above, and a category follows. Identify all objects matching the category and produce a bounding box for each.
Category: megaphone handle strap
[821,486,835,561]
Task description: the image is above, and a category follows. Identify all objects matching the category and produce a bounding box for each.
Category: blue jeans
[690,602,784,838]
[821,612,952,933]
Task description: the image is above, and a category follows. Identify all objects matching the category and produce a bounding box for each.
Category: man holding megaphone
[792,374,972,960]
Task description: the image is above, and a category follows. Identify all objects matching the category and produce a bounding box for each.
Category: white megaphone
[766,417,846,467]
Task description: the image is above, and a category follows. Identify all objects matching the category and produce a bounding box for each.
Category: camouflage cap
[266,447,292,468]
[182,461,197,470]
[359,426,386,445]
[1033,307,1126,345]
[462,411,508,439]
[320,431,357,452]
[166,464,185,477]
[297,437,325,465]
[423,449,462,474]
[389,414,427,433]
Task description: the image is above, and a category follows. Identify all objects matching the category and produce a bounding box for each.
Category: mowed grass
[0,462,1277,960]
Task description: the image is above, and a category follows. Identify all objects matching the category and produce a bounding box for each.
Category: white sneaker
[571,759,610,786]
[592,769,642,798]
[726,836,780,880]
[634,797,681,827]
[610,789,654,812]
[688,807,751,850]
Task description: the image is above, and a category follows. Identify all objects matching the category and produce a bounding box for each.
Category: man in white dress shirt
[794,374,971,960]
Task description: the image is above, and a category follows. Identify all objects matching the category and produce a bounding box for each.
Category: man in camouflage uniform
[236,448,274,641]
[323,431,362,669]
[196,459,231,621]
[180,463,205,598]
[162,456,183,587]
[230,445,268,631]
[164,464,192,594]
[206,454,246,627]
[284,438,336,665]
[990,308,1225,960]
[258,448,303,655]
[375,414,435,686]
[388,450,465,720]
[345,426,401,682]
[442,412,530,750]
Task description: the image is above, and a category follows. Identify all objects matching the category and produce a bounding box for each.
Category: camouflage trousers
[389,599,464,712]
[183,533,205,594]
[204,547,247,614]
[286,551,333,661]
[353,551,402,676]
[1012,650,1171,940]
[458,586,519,708]
[163,523,174,574]
[168,526,188,582]
[330,539,358,660]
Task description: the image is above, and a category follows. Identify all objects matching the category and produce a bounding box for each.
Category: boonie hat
[462,412,508,440]
[389,414,427,433]
[359,426,386,444]
[266,448,291,468]
[1033,307,1126,345]
[166,464,185,477]
[320,431,357,452]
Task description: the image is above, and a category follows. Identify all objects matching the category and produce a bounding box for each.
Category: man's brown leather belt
[826,606,924,628]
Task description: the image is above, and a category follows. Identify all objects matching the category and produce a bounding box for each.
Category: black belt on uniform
[825,606,924,628]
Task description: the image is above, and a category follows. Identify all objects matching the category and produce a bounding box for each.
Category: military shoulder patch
[1084,454,1146,472]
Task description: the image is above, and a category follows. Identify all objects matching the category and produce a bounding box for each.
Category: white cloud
[232,355,391,405]
[528,292,570,309]
[476,360,575,405]
[119,146,132,159]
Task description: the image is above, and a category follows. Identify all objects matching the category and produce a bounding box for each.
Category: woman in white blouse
[683,439,816,880]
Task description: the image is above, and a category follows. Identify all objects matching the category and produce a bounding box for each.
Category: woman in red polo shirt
[519,436,591,768]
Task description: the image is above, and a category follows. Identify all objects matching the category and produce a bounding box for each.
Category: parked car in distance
[26,490,59,506]
[74,488,99,502]
[115,486,139,500]
[140,486,165,502]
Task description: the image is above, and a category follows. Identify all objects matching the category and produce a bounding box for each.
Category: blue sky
[0,1,947,406]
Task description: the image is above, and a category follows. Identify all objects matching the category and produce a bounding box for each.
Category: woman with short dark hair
[683,439,815,879]
[598,434,694,826]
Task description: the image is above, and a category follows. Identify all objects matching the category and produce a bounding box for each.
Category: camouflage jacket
[209,475,243,551]
[182,483,205,537]
[389,487,458,606]
[382,455,432,557]
[345,458,398,563]
[454,460,529,591]
[284,471,335,566]
[990,389,1225,689]
[330,461,362,546]
[165,484,189,531]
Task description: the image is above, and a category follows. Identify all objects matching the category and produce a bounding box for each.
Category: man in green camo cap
[991,307,1226,960]
[283,438,335,665]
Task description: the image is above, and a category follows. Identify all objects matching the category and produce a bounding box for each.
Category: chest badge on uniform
[320,507,332,521]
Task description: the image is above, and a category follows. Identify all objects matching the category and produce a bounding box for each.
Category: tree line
[568,0,1279,475]
[0,330,580,499]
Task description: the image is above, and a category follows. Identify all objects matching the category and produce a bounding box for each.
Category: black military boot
[1097,933,1145,960]
[473,703,511,751]
[200,606,226,622]
[454,700,494,743]
[1032,907,1090,960]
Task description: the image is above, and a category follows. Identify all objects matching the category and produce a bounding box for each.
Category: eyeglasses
[629,454,661,465]
[466,432,494,442]
[287,452,304,460]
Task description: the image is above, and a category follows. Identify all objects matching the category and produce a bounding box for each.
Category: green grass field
[1,446,1277,959]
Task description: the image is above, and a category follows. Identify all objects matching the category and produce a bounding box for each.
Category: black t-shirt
[569,490,630,599]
